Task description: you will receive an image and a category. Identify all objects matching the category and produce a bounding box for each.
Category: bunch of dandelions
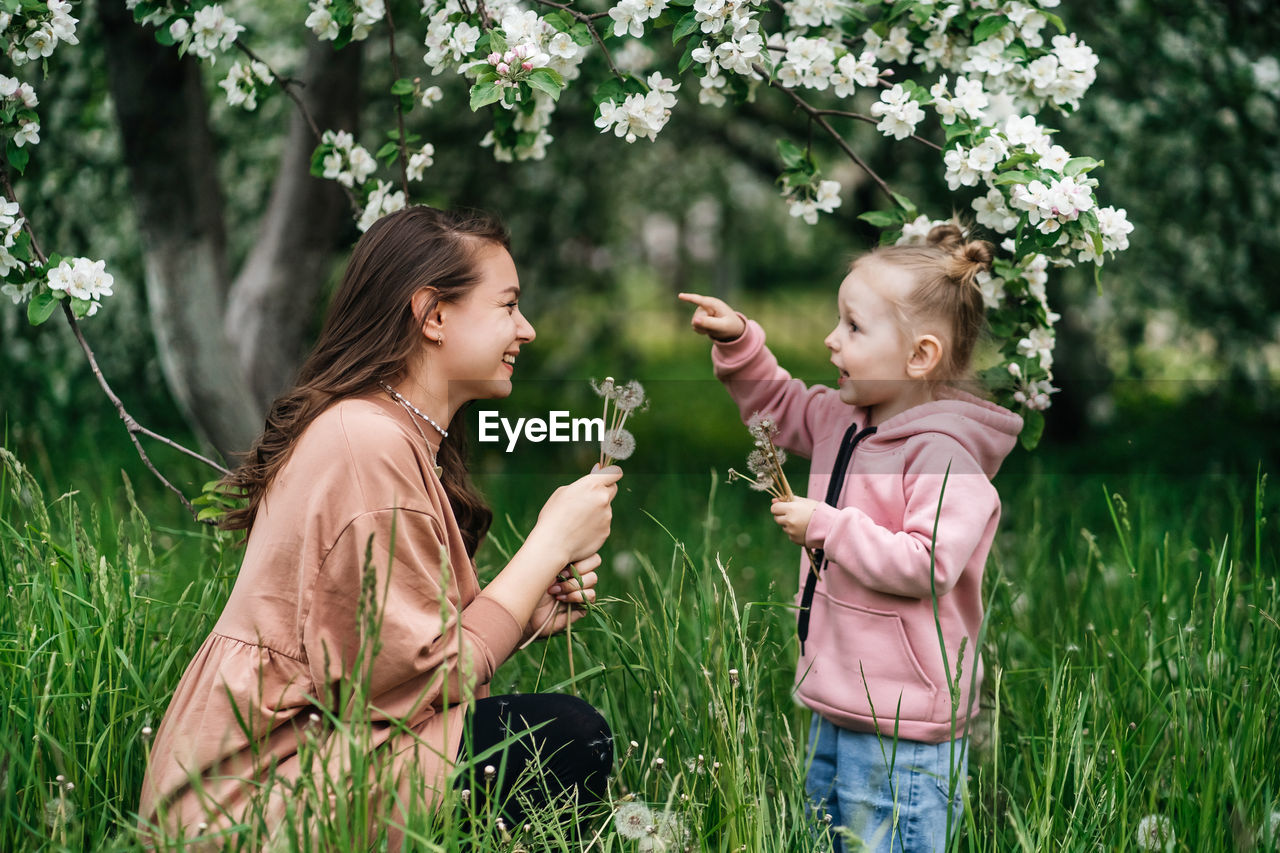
[593,376,646,467]
[728,412,821,570]
[614,800,687,851]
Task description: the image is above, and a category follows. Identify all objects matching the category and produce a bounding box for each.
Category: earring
[435,337,444,347]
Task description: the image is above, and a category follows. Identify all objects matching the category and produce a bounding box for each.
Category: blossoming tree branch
[1,0,1131,516]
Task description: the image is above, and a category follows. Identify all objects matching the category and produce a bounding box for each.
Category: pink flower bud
[503,49,517,63]
[487,52,501,65]
[496,62,510,75]
[514,44,531,59]
[522,61,533,71]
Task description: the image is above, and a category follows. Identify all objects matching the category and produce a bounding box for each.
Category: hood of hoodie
[864,387,1024,478]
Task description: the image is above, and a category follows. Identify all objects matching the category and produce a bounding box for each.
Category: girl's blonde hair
[860,222,994,381]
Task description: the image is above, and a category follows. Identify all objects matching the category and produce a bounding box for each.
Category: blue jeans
[806,715,966,853]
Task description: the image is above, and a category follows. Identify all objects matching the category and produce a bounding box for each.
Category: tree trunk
[98,1,363,458]
[226,41,363,411]
[98,0,259,457]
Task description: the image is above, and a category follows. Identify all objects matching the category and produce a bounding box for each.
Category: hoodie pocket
[802,595,938,723]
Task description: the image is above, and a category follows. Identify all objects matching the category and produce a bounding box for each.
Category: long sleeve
[303,507,524,723]
[712,317,851,460]
[803,437,1000,599]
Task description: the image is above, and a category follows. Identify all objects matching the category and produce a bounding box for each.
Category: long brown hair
[221,206,506,556]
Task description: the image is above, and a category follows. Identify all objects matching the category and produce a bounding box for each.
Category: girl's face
[824,257,920,415]
[435,242,536,405]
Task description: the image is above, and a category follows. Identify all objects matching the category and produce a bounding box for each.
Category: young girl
[680,224,1022,852]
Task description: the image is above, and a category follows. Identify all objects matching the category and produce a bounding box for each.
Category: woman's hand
[771,497,820,546]
[522,554,601,641]
[677,292,747,342]
[531,465,623,566]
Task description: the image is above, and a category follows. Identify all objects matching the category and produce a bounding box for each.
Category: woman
[139,206,622,845]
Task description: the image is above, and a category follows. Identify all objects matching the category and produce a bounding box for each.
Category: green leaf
[776,139,807,171]
[1063,156,1100,176]
[997,151,1034,171]
[1043,11,1066,33]
[489,30,508,55]
[678,37,698,74]
[570,22,593,46]
[155,24,177,46]
[526,68,564,101]
[593,78,627,106]
[390,78,416,96]
[544,10,574,33]
[27,290,58,326]
[6,140,29,174]
[376,140,399,160]
[1018,408,1044,450]
[993,171,1036,186]
[858,210,904,228]
[469,82,501,111]
[309,143,333,178]
[672,10,700,43]
[891,192,917,218]
[943,122,973,144]
[886,0,916,23]
[973,14,1009,43]
[70,297,94,318]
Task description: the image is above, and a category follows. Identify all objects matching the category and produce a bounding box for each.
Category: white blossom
[870,84,925,140]
[357,180,406,232]
[420,85,444,108]
[45,257,115,315]
[1016,327,1055,371]
[189,5,244,61]
[407,143,436,181]
[13,120,39,148]
[219,60,272,110]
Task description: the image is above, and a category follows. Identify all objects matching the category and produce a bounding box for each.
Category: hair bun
[925,223,965,251]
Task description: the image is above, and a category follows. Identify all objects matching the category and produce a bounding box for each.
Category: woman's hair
[861,222,994,381]
[220,206,506,556]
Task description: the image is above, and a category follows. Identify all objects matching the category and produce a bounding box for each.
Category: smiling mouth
[502,354,517,369]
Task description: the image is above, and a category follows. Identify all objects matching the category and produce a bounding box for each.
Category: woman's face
[435,242,536,405]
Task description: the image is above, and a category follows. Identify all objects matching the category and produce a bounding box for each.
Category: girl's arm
[802,441,1000,599]
[679,293,847,458]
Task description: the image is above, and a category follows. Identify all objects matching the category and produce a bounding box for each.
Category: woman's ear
[907,334,943,379]
[411,287,444,343]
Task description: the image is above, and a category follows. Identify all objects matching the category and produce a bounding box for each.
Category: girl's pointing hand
[678,292,747,342]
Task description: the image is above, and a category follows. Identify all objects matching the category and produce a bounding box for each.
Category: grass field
[2,420,1277,851]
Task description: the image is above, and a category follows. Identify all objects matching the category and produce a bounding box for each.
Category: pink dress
[139,396,524,845]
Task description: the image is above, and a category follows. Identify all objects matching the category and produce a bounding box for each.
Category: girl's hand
[771,497,820,546]
[677,292,747,342]
[531,465,623,565]
[523,554,601,641]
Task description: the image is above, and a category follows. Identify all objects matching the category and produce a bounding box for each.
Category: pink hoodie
[713,319,1022,743]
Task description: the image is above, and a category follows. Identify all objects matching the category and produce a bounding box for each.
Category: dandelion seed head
[484,764,497,780]
[774,448,788,467]
[42,794,75,829]
[615,379,647,412]
[614,801,655,839]
[601,428,636,461]
[1136,814,1174,852]
[746,449,771,479]
[140,726,153,740]
[591,376,617,399]
[747,411,779,440]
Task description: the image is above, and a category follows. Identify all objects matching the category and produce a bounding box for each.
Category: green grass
[1,438,1278,850]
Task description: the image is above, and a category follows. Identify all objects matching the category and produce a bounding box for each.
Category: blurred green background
[2,0,1278,513]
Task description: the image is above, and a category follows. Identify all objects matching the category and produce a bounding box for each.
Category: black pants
[456,693,613,826]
